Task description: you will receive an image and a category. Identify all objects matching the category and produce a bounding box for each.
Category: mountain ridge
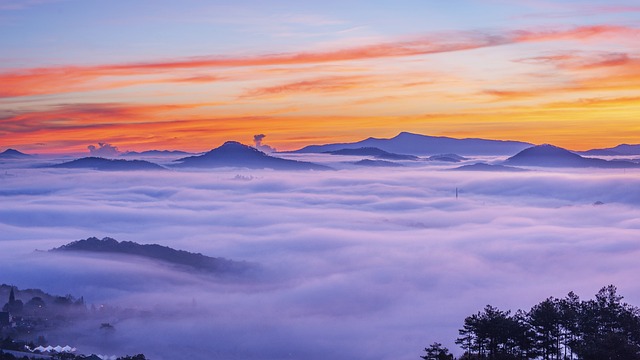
[173,141,332,170]
[581,144,640,156]
[290,132,532,156]
[0,149,32,159]
[121,150,195,157]
[325,147,418,160]
[50,237,252,274]
[505,144,639,168]
[50,157,165,171]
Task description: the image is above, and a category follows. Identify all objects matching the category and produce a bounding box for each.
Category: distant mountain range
[0,149,32,159]
[451,163,528,172]
[51,157,165,171]
[352,159,404,167]
[580,144,640,156]
[291,132,532,156]
[325,147,418,160]
[428,154,468,163]
[173,141,332,170]
[504,145,639,168]
[120,150,195,157]
[50,237,251,274]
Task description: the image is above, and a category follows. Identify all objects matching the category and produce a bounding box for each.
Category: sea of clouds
[1,162,640,359]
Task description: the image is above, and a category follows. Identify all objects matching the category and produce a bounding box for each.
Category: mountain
[173,141,332,170]
[51,157,165,171]
[450,163,527,172]
[504,145,639,168]
[428,154,467,163]
[352,159,404,167]
[326,147,418,160]
[50,237,251,274]
[291,132,532,156]
[121,150,194,157]
[0,149,32,159]
[581,144,640,156]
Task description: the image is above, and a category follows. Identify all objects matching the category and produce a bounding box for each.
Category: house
[0,311,11,327]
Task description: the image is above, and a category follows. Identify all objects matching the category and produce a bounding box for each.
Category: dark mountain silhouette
[428,154,467,163]
[504,145,639,168]
[291,132,531,156]
[352,159,404,167]
[325,147,418,160]
[0,149,32,159]
[121,150,194,157]
[50,237,251,274]
[50,157,165,171]
[451,163,527,172]
[173,141,332,170]
[581,144,640,156]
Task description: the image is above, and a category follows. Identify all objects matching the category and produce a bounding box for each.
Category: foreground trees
[423,285,640,360]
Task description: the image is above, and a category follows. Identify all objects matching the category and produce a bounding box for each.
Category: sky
[2,165,640,359]
[1,0,640,153]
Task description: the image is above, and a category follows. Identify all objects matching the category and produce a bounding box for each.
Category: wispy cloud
[0,0,64,11]
[516,51,634,70]
[1,25,636,99]
[241,76,370,98]
[512,25,639,42]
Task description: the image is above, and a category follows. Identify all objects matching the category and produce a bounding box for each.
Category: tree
[528,298,561,360]
[456,305,527,359]
[429,285,640,360]
[457,313,480,357]
[574,285,640,360]
[421,342,454,360]
[558,291,580,360]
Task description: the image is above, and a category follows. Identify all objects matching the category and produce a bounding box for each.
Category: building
[0,311,11,327]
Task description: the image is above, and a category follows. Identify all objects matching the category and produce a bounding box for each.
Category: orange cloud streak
[513,25,639,42]
[241,76,371,98]
[1,25,637,99]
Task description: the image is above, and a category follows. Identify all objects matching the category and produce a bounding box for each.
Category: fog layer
[1,166,639,359]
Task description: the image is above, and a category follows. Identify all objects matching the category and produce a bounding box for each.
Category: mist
[1,164,640,359]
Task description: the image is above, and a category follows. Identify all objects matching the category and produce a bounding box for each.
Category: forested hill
[50,237,252,274]
[422,285,640,360]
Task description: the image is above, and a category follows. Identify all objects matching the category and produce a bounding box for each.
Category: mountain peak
[51,157,165,171]
[202,141,269,159]
[0,148,31,158]
[174,141,331,170]
[51,237,251,274]
[505,144,638,168]
[292,131,531,156]
[515,144,580,157]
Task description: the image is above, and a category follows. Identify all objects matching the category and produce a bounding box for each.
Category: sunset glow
[1,0,639,153]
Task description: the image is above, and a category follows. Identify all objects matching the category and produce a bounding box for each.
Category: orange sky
[1,2,640,154]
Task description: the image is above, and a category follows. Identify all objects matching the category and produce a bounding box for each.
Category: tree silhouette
[421,342,454,360]
[429,285,640,360]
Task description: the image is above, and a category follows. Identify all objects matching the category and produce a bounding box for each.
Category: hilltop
[325,147,418,160]
[292,132,531,156]
[173,141,331,170]
[50,157,165,171]
[504,144,638,168]
[0,149,32,159]
[50,237,252,274]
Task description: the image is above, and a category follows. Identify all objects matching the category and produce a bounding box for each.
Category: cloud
[513,25,639,42]
[516,51,634,70]
[242,76,369,98]
[481,89,538,101]
[0,0,63,11]
[1,164,640,358]
[88,143,119,157]
[1,25,636,99]
[253,134,276,153]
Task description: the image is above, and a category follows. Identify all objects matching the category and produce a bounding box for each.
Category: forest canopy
[422,285,640,360]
